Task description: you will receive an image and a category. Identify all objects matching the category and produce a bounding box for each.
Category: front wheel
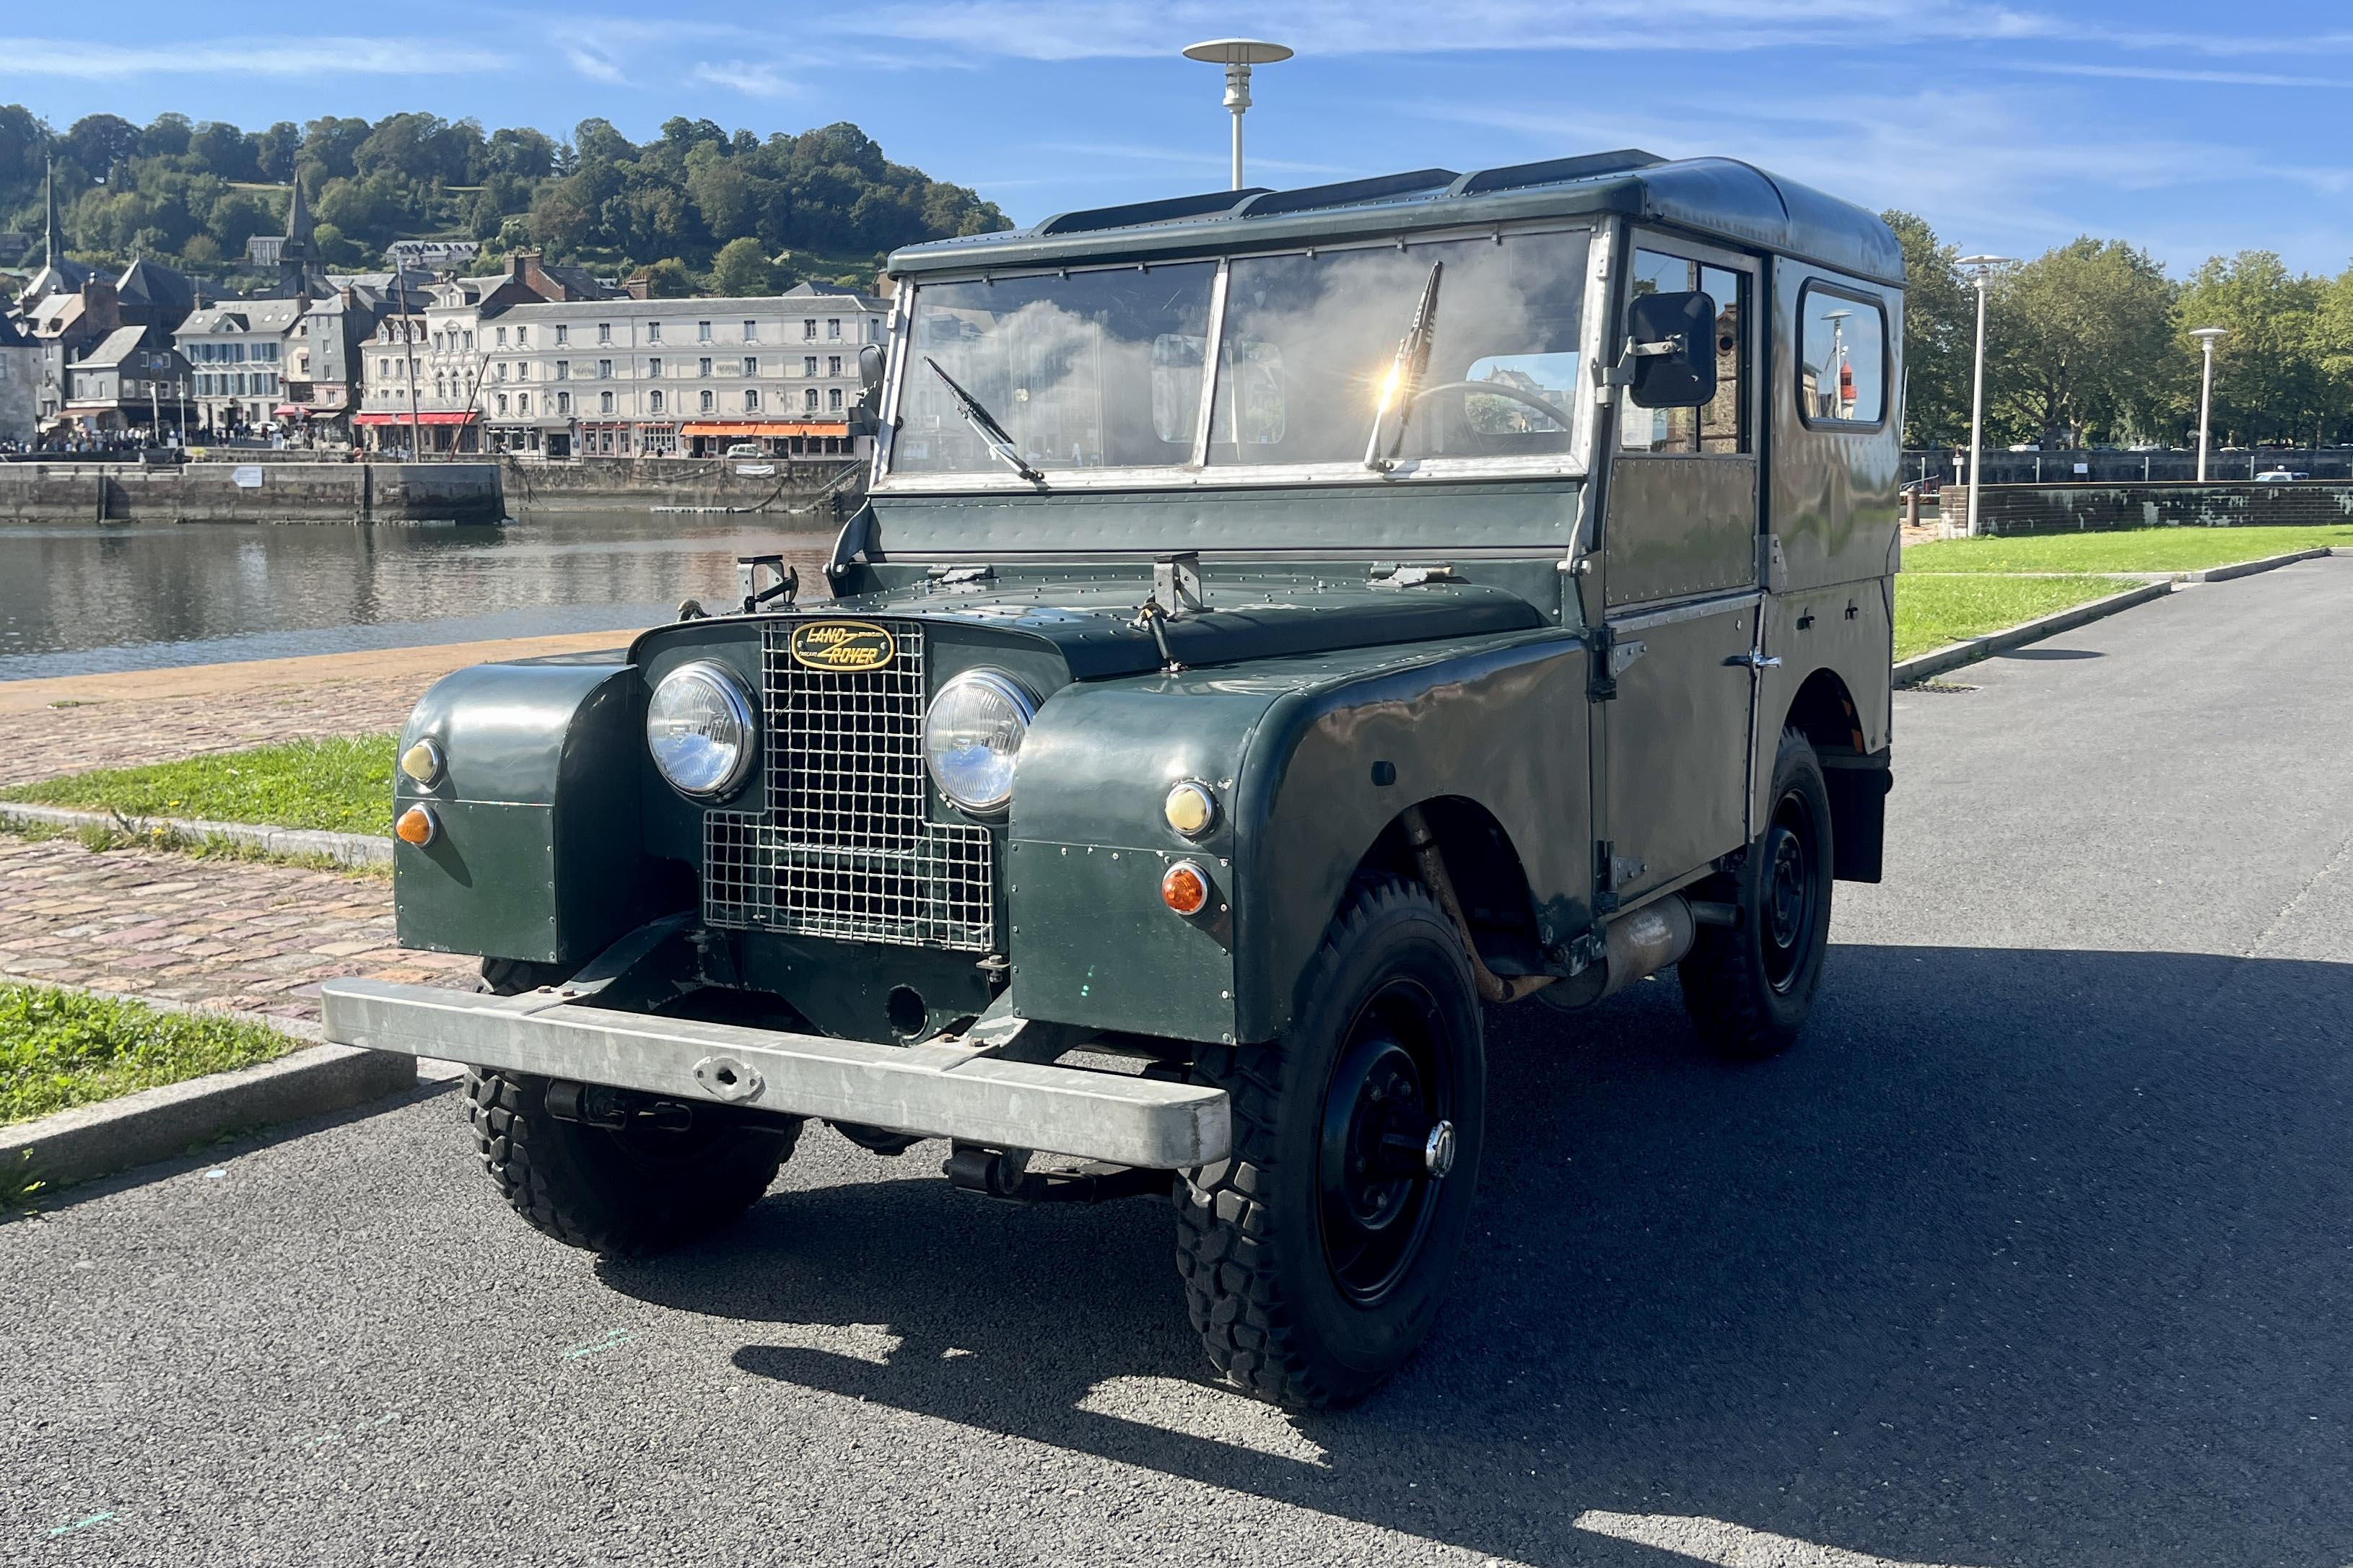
[1680,727,1835,1059]
[465,961,798,1257]
[1175,876,1485,1409]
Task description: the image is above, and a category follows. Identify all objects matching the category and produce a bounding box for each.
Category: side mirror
[850,343,888,435]
[1623,289,1719,409]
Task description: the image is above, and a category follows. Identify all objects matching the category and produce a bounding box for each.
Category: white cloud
[563,46,629,84]
[690,61,798,97]
[5,36,505,77]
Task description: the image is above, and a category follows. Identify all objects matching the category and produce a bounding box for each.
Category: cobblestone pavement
[0,834,472,1024]
[0,630,631,789]
[0,672,429,789]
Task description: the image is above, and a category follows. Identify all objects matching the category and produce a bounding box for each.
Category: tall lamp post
[2189,326,2227,482]
[1182,39,1293,190]
[1957,254,2014,538]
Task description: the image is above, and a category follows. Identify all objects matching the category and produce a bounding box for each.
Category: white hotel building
[358,271,886,460]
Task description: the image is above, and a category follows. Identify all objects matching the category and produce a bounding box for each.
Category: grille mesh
[704,618,995,951]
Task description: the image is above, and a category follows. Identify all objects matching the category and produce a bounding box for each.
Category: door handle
[1723,652,1781,670]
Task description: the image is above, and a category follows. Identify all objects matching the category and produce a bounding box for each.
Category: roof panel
[891,150,1903,287]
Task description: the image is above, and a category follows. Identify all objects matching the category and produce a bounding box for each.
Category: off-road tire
[1174,875,1484,1409]
[1680,726,1834,1060]
[464,960,798,1257]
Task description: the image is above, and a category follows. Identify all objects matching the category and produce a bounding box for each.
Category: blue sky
[8,1,2353,276]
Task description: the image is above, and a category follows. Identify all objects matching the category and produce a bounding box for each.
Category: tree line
[1890,211,2353,452]
[0,105,1010,293]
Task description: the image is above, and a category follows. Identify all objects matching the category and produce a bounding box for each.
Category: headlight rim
[646,658,759,800]
[923,667,1039,818]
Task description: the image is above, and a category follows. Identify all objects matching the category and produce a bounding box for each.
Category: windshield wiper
[1363,260,1444,473]
[925,356,1045,485]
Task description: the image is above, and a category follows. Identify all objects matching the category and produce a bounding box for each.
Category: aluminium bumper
[319,978,1229,1169]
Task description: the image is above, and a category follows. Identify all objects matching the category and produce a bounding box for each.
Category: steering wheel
[1400,379,1573,455]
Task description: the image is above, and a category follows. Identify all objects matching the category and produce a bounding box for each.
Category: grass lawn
[1893,574,2131,661]
[0,981,302,1127]
[1906,525,2353,575]
[0,735,397,836]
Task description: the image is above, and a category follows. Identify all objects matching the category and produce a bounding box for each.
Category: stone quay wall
[1942,482,2353,536]
[0,462,503,525]
[499,455,863,515]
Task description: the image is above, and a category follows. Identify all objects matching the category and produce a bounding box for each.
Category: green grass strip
[1893,574,2130,661]
[1905,525,2353,576]
[0,982,302,1126]
[0,735,397,836]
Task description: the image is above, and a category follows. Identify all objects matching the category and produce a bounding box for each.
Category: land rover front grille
[702,618,995,950]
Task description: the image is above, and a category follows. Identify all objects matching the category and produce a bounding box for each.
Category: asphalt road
[6,558,2352,1568]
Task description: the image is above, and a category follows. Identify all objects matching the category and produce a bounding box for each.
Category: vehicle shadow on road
[601,942,2353,1567]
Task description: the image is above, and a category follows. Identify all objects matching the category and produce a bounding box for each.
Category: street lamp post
[1182,39,1293,189]
[1957,255,2015,538]
[2189,326,2227,483]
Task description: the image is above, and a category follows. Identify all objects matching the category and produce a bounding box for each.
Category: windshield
[1212,229,1589,466]
[889,226,1592,481]
[893,263,1216,475]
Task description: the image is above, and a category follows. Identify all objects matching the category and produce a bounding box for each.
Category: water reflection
[2,513,836,680]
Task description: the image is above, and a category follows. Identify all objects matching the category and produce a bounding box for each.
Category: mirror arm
[1595,333,1685,393]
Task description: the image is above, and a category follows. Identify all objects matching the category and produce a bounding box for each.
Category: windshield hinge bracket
[1152,553,1206,618]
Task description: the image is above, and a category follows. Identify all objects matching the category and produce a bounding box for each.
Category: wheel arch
[1778,665,1889,883]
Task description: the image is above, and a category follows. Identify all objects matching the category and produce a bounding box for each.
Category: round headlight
[647,660,756,798]
[924,670,1036,815]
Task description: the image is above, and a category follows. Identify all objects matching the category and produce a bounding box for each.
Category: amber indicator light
[395,805,437,846]
[1161,860,1210,916]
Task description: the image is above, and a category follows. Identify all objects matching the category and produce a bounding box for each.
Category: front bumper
[320,978,1229,1170]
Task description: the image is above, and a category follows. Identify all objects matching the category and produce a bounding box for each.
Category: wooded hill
[0,107,1010,294]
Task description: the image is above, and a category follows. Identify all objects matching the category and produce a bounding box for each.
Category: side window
[1798,284,1886,427]
[1621,250,1749,455]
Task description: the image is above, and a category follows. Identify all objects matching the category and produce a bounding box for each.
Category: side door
[1595,235,1762,905]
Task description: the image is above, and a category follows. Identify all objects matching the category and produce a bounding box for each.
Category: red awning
[678,420,849,438]
[352,411,479,427]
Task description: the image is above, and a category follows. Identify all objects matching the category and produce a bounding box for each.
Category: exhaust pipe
[1540,894,1698,1012]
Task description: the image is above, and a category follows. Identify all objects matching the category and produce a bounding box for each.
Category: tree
[572,117,635,167]
[2175,252,2329,447]
[1989,238,2180,448]
[253,121,300,183]
[141,113,193,159]
[64,113,141,181]
[188,121,258,180]
[1882,211,1978,448]
[711,235,771,296]
[641,257,697,297]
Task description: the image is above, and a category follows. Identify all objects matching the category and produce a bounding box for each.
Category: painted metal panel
[1602,455,1759,606]
[1602,602,1758,898]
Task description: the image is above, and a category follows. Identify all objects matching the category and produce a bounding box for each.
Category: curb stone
[0,977,418,1190]
[0,802,389,867]
[1895,579,2173,686]
[2185,546,2335,583]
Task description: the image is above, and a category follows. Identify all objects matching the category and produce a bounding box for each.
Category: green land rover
[324,149,1902,1409]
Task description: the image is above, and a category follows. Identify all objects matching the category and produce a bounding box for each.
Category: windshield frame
[871,218,1605,495]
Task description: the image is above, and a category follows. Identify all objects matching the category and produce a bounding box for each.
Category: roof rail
[1236,169,1462,218]
[1447,149,1666,198]
[1036,188,1270,236]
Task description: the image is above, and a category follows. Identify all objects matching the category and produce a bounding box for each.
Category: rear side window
[1798,284,1887,429]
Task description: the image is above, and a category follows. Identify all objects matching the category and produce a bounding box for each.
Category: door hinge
[1586,625,1620,701]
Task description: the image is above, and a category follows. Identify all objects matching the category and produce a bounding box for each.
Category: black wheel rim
[1317,978,1454,1307]
[1760,786,1818,994]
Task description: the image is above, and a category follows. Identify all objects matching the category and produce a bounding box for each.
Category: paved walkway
[0,630,630,788]
[0,827,473,1025]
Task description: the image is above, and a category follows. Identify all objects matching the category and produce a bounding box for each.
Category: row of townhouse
[356,255,886,460]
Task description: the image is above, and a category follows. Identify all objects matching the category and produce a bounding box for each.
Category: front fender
[393,658,645,967]
[1007,630,1592,1044]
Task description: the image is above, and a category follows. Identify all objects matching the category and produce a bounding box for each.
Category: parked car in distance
[725,442,769,459]
[1899,478,1940,499]
[2254,470,2310,483]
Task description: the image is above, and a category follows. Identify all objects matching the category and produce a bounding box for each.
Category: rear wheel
[1176,876,1484,1408]
[1680,727,1834,1059]
[465,960,798,1257]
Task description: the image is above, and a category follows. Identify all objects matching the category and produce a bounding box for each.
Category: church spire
[284,176,313,254]
[43,156,63,266]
